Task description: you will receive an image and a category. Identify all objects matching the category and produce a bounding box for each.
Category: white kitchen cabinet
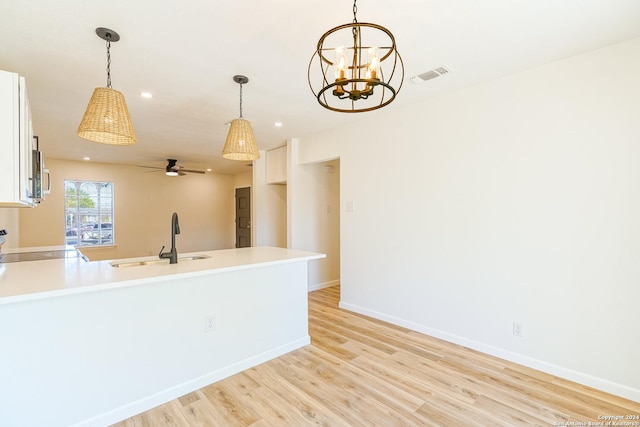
[266,145,287,184]
[0,70,37,207]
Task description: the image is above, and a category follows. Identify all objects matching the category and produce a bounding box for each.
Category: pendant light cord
[239,82,244,118]
[105,36,112,89]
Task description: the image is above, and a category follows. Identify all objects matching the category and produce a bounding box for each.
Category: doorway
[235,187,251,248]
[301,159,340,292]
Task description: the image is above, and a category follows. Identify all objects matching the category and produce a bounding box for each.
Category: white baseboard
[73,336,311,427]
[308,279,340,292]
[339,301,640,403]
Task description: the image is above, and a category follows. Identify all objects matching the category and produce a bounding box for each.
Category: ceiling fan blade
[139,159,206,176]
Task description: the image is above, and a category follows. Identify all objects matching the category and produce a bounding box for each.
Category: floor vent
[410,66,451,84]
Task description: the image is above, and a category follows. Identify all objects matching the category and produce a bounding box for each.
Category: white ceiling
[2,0,639,175]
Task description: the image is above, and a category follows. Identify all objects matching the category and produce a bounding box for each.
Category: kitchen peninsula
[0,246,324,427]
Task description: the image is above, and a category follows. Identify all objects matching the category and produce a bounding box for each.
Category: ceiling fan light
[222,119,259,161]
[165,170,179,176]
[77,87,137,145]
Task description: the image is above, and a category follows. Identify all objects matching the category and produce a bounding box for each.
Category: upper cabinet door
[0,70,36,207]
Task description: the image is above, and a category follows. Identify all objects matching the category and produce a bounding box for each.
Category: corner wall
[296,37,640,401]
[252,149,287,247]
[288,140,341,289]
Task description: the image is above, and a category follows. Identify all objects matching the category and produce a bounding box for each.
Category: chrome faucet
[159,212,180,264]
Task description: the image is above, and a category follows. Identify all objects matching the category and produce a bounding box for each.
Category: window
[64,180,114,246]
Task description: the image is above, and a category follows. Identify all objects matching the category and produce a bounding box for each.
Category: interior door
[235,187,251,248]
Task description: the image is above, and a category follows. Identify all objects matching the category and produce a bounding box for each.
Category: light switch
[345,201,354,213]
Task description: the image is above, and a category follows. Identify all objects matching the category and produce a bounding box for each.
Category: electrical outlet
[512,321,523,337]
[204,314,216,333]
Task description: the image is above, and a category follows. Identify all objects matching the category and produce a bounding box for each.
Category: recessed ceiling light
[140,91,153,98]
[83,156,91,161]
[206,168,212,172]
[274,122,283,127]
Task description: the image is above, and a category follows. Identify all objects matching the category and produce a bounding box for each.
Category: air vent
[410,66,451,84]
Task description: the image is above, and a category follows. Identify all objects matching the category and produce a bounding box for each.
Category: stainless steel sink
[110,255,210,268]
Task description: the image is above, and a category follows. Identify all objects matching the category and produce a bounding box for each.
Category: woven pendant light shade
[222,118,260,161]
[77,87,137,145]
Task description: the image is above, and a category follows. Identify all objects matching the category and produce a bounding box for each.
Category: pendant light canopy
[77,27,136,145]
[222,75,259,161]
[308,0,404,113]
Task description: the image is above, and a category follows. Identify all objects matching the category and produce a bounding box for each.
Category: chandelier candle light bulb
[334,46,348,96]
[367,48,379,79]
[335,46,348,80]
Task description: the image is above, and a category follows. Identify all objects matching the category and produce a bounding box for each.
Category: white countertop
[0,246,324,305]
[2,244,78,254]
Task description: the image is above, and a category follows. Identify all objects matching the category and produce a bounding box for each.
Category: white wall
[287,145,340,289]
[296,37,640,401]
[253,142,340,288]
[17,159,236,259]
[310,159,340,289]
[253,149,287,247]
[0,209,19,248]
[234,171,252,189]
[288,151,340,290]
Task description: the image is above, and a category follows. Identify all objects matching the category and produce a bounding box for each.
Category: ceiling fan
[139,159,206,176]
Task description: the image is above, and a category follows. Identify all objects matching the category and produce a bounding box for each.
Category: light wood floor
[113,286,640,426]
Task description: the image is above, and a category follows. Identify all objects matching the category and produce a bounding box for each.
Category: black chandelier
[308,0,404,113]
